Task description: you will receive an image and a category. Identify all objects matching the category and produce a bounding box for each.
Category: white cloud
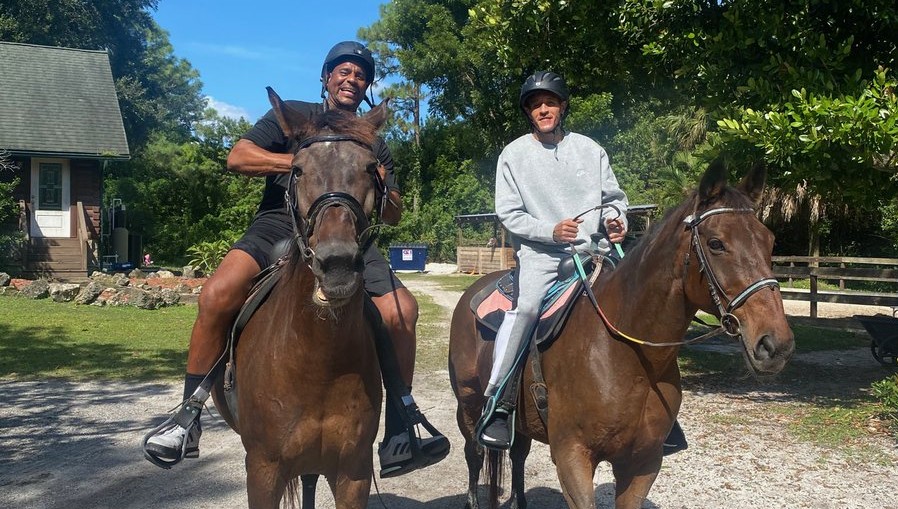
[190,42,271,61]
[205,96,251,121]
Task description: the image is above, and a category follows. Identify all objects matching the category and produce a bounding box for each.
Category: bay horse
[211,88,389,509]
[448,161,795,509]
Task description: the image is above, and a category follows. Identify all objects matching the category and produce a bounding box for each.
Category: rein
[284,133,387,261]
[583,206,779,347]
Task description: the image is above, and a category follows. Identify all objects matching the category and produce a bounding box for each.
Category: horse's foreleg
[508,435,532,509]
[245,454,286,509]
[553,444,598,509]
[611,456,661,509]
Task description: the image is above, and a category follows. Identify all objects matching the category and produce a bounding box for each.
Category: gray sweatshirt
[495,131,628,255]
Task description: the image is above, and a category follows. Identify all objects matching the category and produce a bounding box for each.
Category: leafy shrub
[0,160,24,274]
[186,239,232,275]
[871,374,898,430]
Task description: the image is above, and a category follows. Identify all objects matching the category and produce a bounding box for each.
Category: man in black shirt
[144,41,448,478]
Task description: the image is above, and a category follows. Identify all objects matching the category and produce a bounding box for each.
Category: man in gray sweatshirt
[478,71,628,449]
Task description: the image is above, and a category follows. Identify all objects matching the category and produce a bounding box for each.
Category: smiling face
[525,91,567,135]
[325,60,370,112]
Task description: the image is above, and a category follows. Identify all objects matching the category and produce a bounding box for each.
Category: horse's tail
[283,476,300,509]
[483,448,505,509]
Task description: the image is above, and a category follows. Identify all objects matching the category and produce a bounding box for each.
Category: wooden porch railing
[76,201,93,272]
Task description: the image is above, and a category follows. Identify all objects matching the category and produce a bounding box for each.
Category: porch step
[24,238,88,277]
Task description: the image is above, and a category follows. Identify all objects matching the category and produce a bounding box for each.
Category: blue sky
[153,1,388,122]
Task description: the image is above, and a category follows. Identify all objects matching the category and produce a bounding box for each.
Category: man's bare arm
[226,139,293,176]
[381,189,402,225]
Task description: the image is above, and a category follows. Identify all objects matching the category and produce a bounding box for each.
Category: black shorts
[231,209,403,297]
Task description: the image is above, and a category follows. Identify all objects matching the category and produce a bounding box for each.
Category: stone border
[0,269,205,310]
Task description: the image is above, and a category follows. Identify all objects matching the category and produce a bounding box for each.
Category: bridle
[683,206,780,337]
[284,133,387,261]
[586,205,780,346]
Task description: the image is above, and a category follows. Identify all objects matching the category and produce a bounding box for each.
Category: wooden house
[0,42,130,279]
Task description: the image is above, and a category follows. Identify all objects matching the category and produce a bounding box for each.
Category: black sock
[383,386,412,440]
[183,373,206,431]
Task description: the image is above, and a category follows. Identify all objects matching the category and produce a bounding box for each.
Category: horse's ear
[698,159,728,202]
[266,86,307,138]
[363,98,390,130]
[738,161,767,205]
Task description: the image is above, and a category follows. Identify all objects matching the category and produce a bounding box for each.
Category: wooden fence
[771,256,898,318]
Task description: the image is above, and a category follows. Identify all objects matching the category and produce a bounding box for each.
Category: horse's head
[267,87,389,307]
[682,161,795,375]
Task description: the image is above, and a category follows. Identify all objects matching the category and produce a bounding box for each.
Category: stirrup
[378,400,450,478]
[405,401,450,468]
[475,395,515,450]
[142,396,203,469]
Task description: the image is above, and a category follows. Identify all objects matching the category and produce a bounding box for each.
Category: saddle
[470,252,597,350]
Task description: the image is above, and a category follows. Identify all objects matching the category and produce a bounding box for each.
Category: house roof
[0,42,130,159]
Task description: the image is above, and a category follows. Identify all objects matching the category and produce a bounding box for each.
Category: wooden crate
[456,246,516,274]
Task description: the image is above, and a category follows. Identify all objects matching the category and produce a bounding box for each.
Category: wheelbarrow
[853,314,898,367]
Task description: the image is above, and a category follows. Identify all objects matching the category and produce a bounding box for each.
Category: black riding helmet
[320,41,376,106]
[519,71,569,115]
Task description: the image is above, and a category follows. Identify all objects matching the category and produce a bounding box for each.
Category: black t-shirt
[240,100,398,214]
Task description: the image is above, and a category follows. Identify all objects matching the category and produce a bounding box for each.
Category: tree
[359,0,898,259]
[105,108,256,263]
[618,0,898,255]
[0,150,24,273]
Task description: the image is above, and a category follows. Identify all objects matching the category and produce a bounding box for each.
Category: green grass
[779,279,842,291]
[0,298,195,380]
[399,272,482,292]
[413,292,449,374]
[790,323,870,351]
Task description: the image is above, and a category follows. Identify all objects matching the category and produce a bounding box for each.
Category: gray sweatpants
[487,248,569,394]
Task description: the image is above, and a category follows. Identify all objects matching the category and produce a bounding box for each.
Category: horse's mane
[296,109,379,146]
[620,182,756,265]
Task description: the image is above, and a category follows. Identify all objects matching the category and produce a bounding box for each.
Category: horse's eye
[708,238,725,251]
[292,166,303,176]
[366,163,377,174]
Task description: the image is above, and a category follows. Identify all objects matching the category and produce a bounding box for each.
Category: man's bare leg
[144,250,260,466]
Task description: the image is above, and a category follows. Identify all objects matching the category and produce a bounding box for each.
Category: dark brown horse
[448,162,795,509]
[211,88,389,509]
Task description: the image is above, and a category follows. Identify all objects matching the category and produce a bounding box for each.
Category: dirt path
[1,276,897,508]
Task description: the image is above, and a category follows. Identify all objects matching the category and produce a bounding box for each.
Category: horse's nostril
[754,335,775,360]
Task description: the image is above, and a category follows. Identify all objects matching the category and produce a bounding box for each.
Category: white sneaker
[145,422,201,460]
[378,432,450,478]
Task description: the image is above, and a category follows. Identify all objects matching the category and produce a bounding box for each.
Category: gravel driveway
[1,273,896,508]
